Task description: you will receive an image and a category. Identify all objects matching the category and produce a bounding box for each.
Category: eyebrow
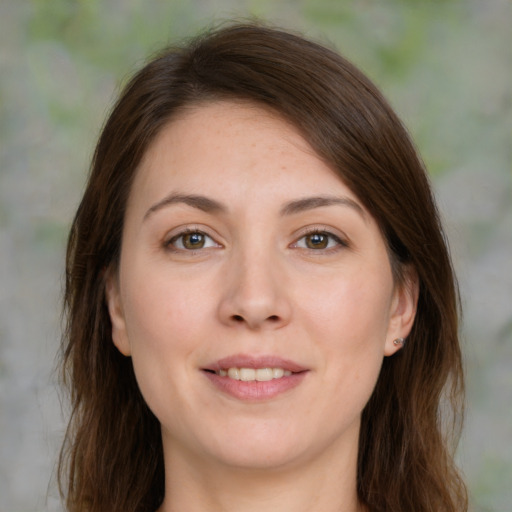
[280,195,367,220]
[144,193,227,221]
[143,192,366,221]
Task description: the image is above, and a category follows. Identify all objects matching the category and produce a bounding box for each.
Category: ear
[104,267,131,357]
[384,265,419,356]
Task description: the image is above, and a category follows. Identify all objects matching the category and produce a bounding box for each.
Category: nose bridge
[218,236,291,329]
[239,243,278,300]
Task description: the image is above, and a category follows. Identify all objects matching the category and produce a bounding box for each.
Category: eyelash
[292,228,348,252]
[164,227,348,254]
[164,227,220,253]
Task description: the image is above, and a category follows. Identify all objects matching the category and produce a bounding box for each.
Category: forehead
[131,101,361,208]
[140,101,317,174]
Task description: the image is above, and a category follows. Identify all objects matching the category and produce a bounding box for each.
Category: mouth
[206,367,293,381]
[202,355,308,400]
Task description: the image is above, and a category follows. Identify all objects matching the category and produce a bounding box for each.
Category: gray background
[1,0,510,511]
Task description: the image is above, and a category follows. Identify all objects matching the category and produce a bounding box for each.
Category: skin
[106,101,418,512]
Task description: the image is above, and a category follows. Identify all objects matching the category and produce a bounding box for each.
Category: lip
[202,354,309,401]
[205,354,308,373]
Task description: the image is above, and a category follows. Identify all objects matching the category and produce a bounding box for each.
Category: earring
[393,337,405,346]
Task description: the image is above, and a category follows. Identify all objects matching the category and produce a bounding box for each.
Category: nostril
[230,314,280,324]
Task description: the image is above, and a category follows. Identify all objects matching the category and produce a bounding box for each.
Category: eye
[293,230,346,251]
[167,230,219,251]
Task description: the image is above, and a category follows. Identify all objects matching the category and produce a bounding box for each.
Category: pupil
[184,233,204,249]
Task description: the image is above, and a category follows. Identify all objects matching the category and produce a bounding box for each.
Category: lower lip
[203,371,307,401]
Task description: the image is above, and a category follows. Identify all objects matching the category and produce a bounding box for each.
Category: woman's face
[106,101,417,472]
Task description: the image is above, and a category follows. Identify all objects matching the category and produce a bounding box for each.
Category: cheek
[120,277,204,417]
[122,252,213,338]
[297,265,393,396]
[119,270,199,390]
[299,267,394,344]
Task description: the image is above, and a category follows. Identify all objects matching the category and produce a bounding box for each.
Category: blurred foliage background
[0,0,510,511]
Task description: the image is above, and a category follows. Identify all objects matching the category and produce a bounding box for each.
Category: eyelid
[290,226,350,250]
[164,225,223,252]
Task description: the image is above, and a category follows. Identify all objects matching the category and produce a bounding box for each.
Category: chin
[212,442,306,472]
[202,421,339,472]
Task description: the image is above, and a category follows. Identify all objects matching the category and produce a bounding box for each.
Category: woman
[59,23,467,512]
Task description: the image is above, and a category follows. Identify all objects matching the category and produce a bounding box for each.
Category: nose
[217,248,292,330]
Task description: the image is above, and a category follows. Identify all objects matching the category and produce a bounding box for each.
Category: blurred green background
[0,1,510,511]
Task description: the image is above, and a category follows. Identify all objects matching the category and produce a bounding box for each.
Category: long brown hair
[59,22,467,512]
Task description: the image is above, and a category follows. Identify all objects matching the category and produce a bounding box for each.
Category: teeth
[227,368,240,380]
[255,368,272,381]
[273,368,284,378]
[218,367,293,381]
[240,368,256,381]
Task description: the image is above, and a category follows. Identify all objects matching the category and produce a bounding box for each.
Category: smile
[216,368,293,381]
[203,355,308,400]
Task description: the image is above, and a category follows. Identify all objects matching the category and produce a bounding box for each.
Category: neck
[157,435,365,512]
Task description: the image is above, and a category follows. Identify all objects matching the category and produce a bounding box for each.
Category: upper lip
[204,354,308,373]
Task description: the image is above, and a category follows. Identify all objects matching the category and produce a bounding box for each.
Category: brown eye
[305,233,329,249]
[182,232,206,249]
[293,231,346,251]
[168,231,218,251]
